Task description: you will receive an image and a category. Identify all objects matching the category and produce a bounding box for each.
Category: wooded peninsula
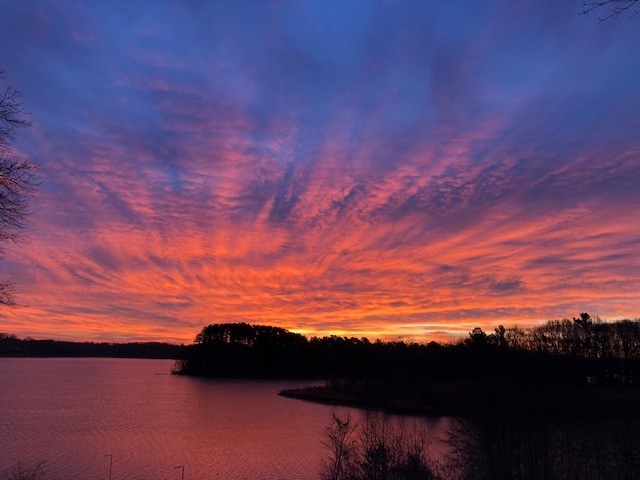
[3,314,639,417]
[3,315,639,477]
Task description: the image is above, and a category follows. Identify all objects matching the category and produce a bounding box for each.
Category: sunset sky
[1,1,639,343]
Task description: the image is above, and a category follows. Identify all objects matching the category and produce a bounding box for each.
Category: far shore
[279,385,443,416]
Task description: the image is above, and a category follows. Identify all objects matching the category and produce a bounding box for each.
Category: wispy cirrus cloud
[0,0,639,343]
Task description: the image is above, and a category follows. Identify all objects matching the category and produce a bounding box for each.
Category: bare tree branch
[0,71,31,151]
[0,70,38,307]
[580,0,640,22]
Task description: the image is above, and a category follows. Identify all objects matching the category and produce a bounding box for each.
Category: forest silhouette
[175,314,640,390]
[174,315,640,479]
[3,314,639,479]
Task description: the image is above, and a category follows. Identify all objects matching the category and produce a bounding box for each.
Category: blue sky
[1,0,639,342]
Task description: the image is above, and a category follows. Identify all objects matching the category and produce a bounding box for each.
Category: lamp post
[175,465,185,480]
[104,454,113,480]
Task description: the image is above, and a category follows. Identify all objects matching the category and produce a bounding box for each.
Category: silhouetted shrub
[5,462,47,480]
[321,413,440,480]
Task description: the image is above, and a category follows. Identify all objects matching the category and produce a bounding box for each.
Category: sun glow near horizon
[1,1,639,343]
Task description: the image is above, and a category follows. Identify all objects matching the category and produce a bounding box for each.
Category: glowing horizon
[1,1,639,344]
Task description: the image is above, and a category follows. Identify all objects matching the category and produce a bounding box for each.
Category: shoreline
[278,385,442,416]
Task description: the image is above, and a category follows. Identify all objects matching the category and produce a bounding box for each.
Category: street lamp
[104,454,113,480]
[175,465,185,480]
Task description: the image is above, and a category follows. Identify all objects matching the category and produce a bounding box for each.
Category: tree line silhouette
[4,314,639,393]
[3,316,639,479]
[175,314,640,389]
[311,314,640,480]
[0,333,183,359]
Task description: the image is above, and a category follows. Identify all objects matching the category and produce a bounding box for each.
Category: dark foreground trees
[0,70,38,307]
[472,313,640,387]
[322,411,639,480]
[5,462,47,480]
[446,408,640,480]
[321,413,439,480]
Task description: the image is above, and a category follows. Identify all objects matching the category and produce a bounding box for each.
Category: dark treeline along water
[175,313,640,479]
[175,314,640,392]
[0,334,183,358]
[2,314,640,479]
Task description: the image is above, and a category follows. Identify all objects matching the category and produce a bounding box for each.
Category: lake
[0,358,450,480]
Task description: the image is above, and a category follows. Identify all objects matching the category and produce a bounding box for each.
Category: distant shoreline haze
[0,334,186,359]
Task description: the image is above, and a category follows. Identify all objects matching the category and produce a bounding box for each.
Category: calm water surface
[0,358,449,480]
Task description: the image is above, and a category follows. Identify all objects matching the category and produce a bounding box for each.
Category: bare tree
[7,462,48,480]
[580,0,640,21]
[0,70,38,307]
[321,413,359,480]
[321,413,439,480]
